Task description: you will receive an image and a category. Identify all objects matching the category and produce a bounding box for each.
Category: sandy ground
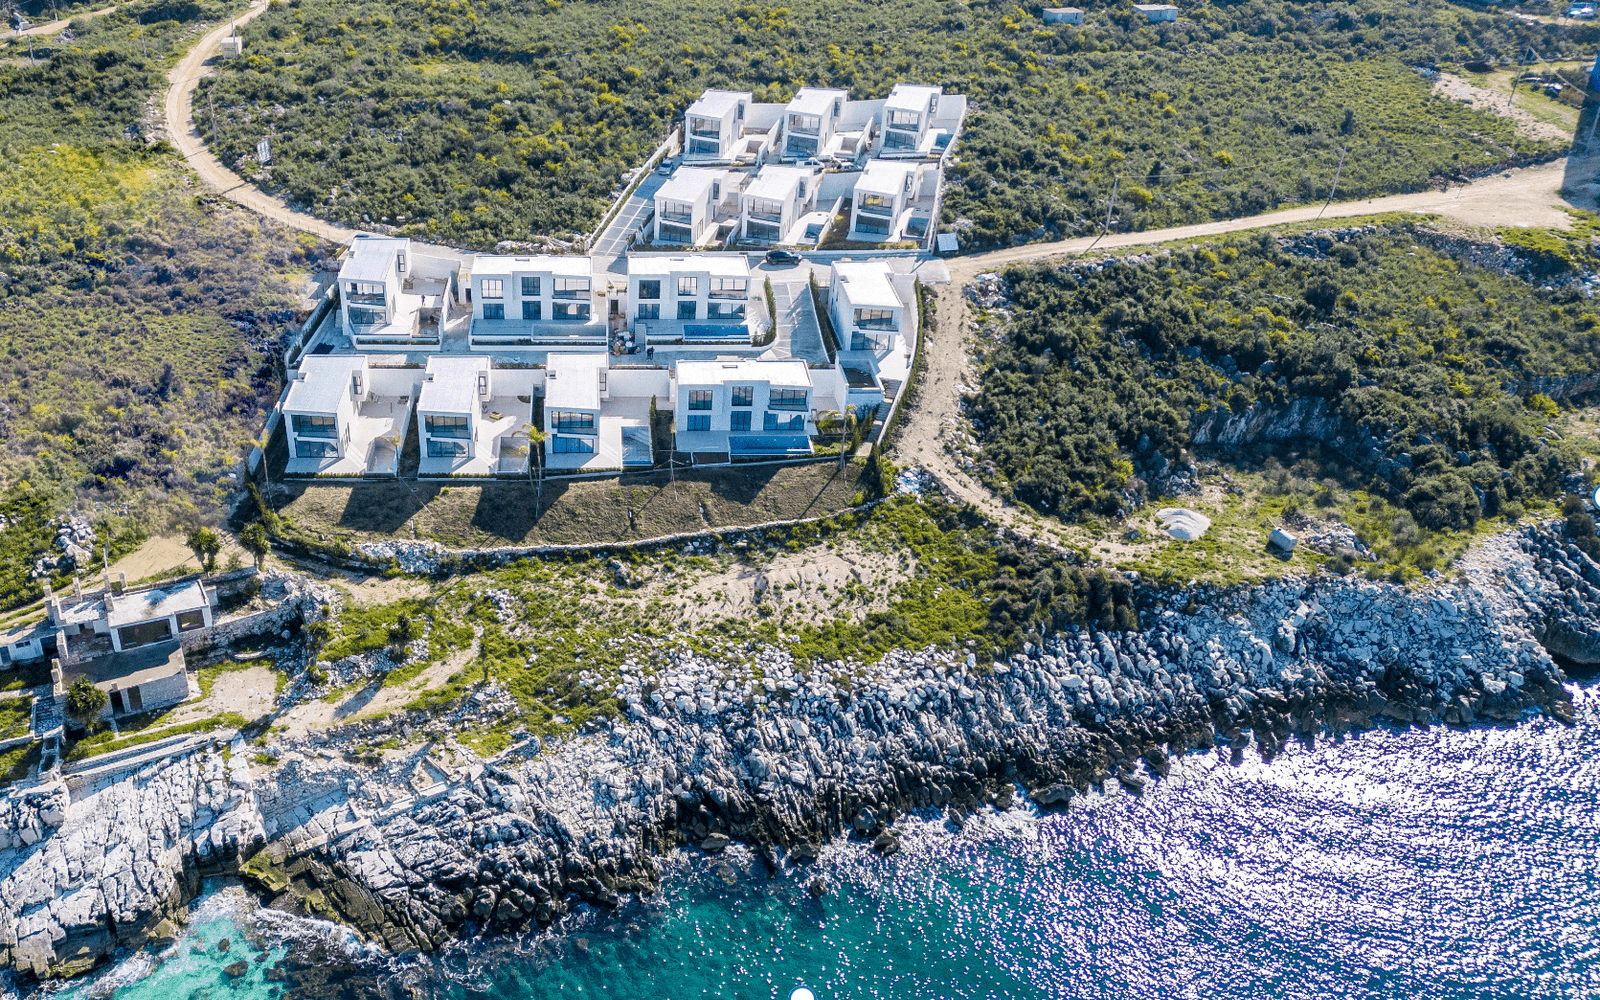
[1433,73,1574,143]
[162,663,279,727]
[107,533,249,584]
[643,540,913,626]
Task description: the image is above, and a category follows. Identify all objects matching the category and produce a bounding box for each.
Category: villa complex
[653,81,964,250]
[267,81,941,479]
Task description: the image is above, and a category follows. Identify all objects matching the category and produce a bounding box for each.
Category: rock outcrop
[2,522,1597,976]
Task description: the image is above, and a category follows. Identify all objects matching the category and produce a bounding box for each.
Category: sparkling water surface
[49,685,1600,1000]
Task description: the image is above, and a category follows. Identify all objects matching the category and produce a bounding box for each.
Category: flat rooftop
[677,358,811,388]
[419,357,489,415]
[630,254,750,277]
[339,236,408,284]
[788,87,847,117]
[657,167,725,203]
[284,356,363,415]
[886,84,941,112]
[745,165,816,202]
[473,254,592,277]
[106,580,207,628]
[545,353,607,411]
[832,262,902,309]
[686,89,751,119]
[855,159,921,196]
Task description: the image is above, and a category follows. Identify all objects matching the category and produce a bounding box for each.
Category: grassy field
[269,462,873,550]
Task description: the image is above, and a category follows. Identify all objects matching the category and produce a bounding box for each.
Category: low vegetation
[970,219,1600,575]
[0,0,319,577]
[196,0,1573,248]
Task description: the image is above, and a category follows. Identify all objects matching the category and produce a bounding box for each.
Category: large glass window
[678,301,697,320]
[346,281,385,303]
[637,303,660,320]
[521,276,540,297]
[426,415,471,439]
[687,414,711,432]
[858,193,893,211]
[688,138,720,156]
[427,439,469,458]
[483,303,505,320]
[553,302,591,321]
[637,279,661,300]
[887,109,921,129]
[853,215,890,235]
[708,302,745,320]
[853,308,898,331]
[688,390,713,411]
[731,386,753,407]
[552,435,595,454]
[689,116,720,137]
[295,439,338,458]
[788,113,822,133]
[677,276,699,296]
[730,411,751,432]
[480,279,504,299]
[522,300,542,321]
[709,277,747,299]
[747,198,784,222]
[292,415,337,438]
[553,277,589,299]
[769,388,808,410]
[347,306,386,327]
[549,411,595,432]
[764,412,805,431]
[851,330,895,352]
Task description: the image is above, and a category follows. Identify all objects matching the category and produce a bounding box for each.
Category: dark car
[764,250,803,266]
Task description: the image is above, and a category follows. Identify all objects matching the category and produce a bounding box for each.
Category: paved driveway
[593,171,667,257]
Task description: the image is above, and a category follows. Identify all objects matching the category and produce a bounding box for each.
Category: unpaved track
[163,2,471,262]
[14,4,117,36]
[891,159,1579,538]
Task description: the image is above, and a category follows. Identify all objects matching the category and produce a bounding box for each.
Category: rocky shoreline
[0,521,1596,978]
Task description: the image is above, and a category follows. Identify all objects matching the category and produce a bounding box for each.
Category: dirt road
[163,3,472,263]
[13,4,117,36]
[889,158,1580,537]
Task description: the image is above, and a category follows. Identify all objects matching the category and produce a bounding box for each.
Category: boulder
[700,833,730,853]
[1156,508,1211,541]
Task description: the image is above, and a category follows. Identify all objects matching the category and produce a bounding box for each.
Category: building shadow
[1563,56,1600,209]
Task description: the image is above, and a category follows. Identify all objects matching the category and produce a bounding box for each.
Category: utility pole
[1316,148,1347,221]
[208,90,219,144]
[1082,174,1120,255]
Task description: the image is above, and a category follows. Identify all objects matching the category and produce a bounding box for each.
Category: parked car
[657,162,674,176]
[765,250,803,266]
[801,157,825,168]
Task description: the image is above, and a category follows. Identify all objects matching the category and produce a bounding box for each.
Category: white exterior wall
[629,263,751,324]
[674,377,812,436]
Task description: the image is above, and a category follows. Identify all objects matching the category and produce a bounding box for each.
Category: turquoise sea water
[45,683,1600,1000]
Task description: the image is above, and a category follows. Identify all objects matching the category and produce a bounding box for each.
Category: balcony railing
[660,210,694,224]
[345,292,385,306]
[748,209,782,223]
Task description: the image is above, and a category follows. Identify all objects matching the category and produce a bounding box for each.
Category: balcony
[689,119,721,138]
[659,210,695,225]
[346,292,386,307]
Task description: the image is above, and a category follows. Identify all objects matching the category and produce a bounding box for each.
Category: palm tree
[817,405,858,470]
[520,422,548,514]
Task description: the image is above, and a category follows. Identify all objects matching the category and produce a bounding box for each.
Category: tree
[66,677,107,731]
[239,522,270,569]
[186,525,222,571]
[520,422,548,513]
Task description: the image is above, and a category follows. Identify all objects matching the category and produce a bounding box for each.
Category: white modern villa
[628,254,757,346]
[469,255,610,349]
[281,355,413,477]
[847,160,935,242]
[683,90,754,162]
[739,165,821,245]
[780,87,849,161]
[336,235,460,351]
[416,357,533,477]
[830,260,917,417]
[653,167,737,246]
[674,359,815,462]
[542,353,658,472]
[879,84,945,157]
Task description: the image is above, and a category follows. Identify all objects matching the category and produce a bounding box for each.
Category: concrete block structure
[1133,4,1179,20]
[1042,7,1085,24]
[739,165,822,245]
[469,255,610,349]
[416,357,534,477]
[628,254,757,346]
[337,235,459,351]
[847,160,936,243]
[281,356,412,477]
[673,359,815,463]
[653,167,737,246]
[542,354,661,472]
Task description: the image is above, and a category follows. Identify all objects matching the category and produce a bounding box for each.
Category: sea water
[44,683,1600,1000]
